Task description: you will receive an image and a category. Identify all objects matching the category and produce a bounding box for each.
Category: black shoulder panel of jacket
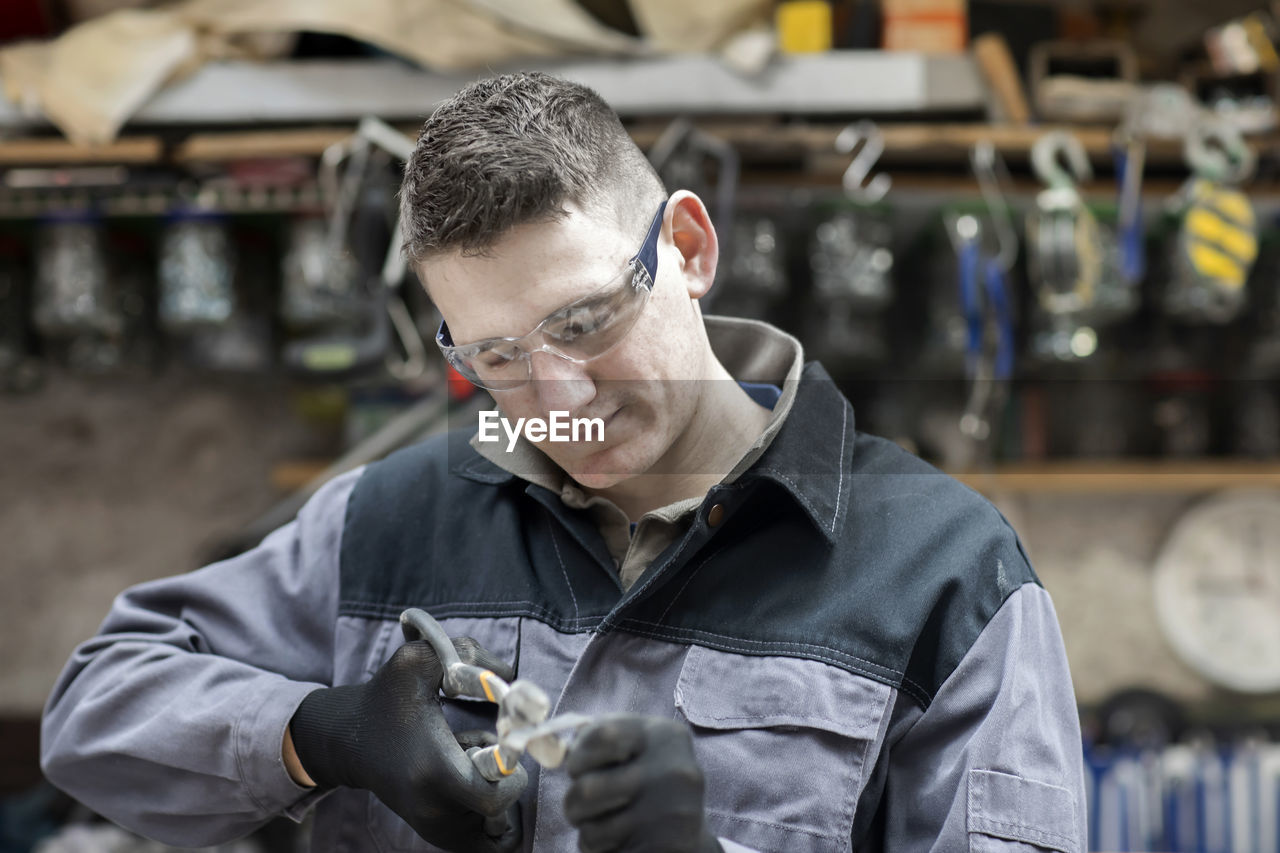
[339,393,1039,710]
[340,429,606,630]
[836,432,1041,708]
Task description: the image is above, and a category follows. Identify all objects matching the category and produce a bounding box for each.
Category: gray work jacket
[42,364,1086,852]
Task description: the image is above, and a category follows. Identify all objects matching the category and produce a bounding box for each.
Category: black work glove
[290,637,527,853]
[564,714,724,853]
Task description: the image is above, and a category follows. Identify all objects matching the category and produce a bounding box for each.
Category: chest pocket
[674,645,893,853]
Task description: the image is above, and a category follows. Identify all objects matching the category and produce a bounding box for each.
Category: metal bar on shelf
[0,53,985,130]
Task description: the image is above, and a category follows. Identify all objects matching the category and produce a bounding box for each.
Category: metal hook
[1031,131,1093,190]
[1185,119,1256,184]
[836,121,892,204]
[971,141,1019,273]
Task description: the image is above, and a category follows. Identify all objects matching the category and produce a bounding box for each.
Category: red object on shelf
[881,0,967,53]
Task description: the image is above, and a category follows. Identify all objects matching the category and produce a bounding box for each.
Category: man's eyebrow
[553,287,614,310]
[457,266,624,346]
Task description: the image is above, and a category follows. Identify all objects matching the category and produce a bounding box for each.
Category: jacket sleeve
[868,583,1088,853]
[40,467,363,846]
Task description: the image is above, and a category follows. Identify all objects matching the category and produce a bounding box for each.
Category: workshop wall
[1006,493,1216,706]
[0,373,317,714]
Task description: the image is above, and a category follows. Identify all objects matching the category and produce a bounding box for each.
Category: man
[42,73,1086,852]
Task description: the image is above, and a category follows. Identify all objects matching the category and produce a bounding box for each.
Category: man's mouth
[601,405,624,432]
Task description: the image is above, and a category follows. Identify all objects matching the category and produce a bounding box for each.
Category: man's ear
[664,190,719,299]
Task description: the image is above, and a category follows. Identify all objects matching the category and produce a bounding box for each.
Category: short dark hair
[399,72,666,263]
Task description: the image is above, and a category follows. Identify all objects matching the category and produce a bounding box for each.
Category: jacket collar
[451,450,514,485]
[735,360,855,544]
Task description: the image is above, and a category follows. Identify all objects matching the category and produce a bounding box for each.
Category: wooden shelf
[172,127,361,163]
[952,460,1280,495]
[2,119,1271,172]
[0,135,162,165]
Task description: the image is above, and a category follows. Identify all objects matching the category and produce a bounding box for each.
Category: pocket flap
[967,769,1080,853]
[674,644,890,740]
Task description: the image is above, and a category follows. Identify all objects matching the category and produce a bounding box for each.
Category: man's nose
[529,350,596,413]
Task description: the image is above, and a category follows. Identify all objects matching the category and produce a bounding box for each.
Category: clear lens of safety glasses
[442,260,653,391]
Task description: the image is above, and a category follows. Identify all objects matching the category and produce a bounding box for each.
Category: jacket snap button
[706,503,725,527]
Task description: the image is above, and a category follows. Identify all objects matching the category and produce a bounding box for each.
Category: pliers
[399,608,590,782]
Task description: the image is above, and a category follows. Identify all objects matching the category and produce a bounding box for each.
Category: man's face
[422,194,717,490]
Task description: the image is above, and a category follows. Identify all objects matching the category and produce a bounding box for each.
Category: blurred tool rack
[2,54,1278,494]
[4,122,1280,196]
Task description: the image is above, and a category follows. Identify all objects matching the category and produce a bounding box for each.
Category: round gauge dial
[1154,490,1280,693]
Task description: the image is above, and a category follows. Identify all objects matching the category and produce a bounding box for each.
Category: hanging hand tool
[951,215,1014,443]
[1112,123,1147,289]
[947,142,1017,448]
[1163,118,1258,323]
[1027,130,1101,318]
[1027,127,1147,364]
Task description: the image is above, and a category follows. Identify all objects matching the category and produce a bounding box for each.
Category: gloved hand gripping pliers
[399,608,591,782]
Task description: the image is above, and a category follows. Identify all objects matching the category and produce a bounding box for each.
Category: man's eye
[475,343,521,369]
[549,305,607,341]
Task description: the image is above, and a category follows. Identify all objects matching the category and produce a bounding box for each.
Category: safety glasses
[436,200,666,391]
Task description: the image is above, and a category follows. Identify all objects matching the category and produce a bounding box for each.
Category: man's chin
[569,469,629,490]
[557,444,651,491]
